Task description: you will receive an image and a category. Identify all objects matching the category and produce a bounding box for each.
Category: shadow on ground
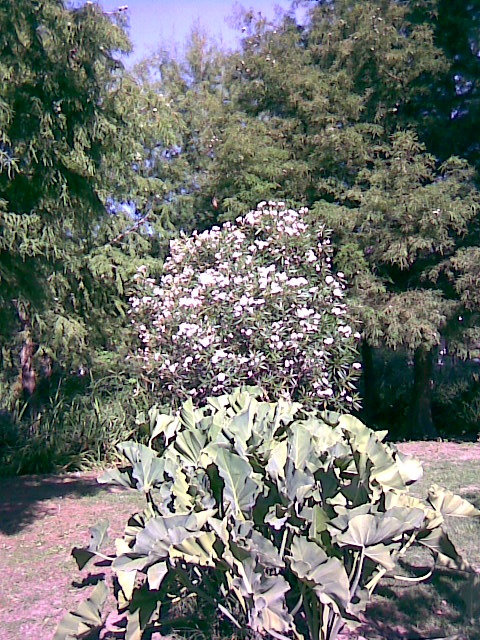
[0,472,108,535]
[360,565,480,640]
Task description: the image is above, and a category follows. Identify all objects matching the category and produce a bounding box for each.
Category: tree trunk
[361,340,378,423]
[15,303,38,432]
[408,346,437,439]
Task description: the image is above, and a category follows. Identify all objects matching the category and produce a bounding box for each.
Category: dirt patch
[396,440,480,463]
[0,471,143,640]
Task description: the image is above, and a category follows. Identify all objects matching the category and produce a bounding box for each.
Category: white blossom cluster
[129,201,361,410]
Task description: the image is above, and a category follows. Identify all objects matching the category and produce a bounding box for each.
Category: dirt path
[1,442,479,640]
[0,471,143,640]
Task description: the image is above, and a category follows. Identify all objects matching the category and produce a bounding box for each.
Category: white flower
[352,362,362,370]
[199,272,216,286]
[325,275,334,285]
[323,337,334,345]
[333,288,343,297]
[212,349,228,364]
[270,282,283,294]
[297,308,314,318]
[217,372,227,382]
[287,277,308,287]
[305,249,317,263]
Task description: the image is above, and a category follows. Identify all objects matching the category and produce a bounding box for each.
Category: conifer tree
[174,1,480,436]
[318,131,479,436]
[0,0,179,414]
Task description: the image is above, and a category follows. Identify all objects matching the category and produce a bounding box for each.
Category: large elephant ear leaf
[180,396,197,430]
[215,449,261,518]
[99,442,164,493]
[417,527,471,570]
[175,429,206,467]
[149,411,179,445]
[290,536,350,608]
[98,467,135,489]
[394,451,423,485]
[332,512,424,570]
[53,581,108,640]
[72,520,109,570]
[250,574,293,636]
[125,587,161,640]
[428,484,480,517]
[289,423,312,470]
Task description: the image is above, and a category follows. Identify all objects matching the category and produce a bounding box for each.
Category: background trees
[0,0,182,471]
[1,0,479,474]
[142,0,479,438]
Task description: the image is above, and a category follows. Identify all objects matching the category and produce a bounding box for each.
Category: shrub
[0,368,152,476]
[129,201,361,412]
[56,388,480,640]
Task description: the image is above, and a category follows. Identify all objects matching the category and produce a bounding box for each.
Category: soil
[1,441,480,640]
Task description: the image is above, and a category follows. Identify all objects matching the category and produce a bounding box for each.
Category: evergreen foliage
[0,0,179,418]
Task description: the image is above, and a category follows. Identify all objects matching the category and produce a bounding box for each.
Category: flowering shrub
[130,201,361,411]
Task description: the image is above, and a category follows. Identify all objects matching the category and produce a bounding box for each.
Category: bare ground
[1,441,480,640]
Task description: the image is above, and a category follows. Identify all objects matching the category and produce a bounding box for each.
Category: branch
[110,211,151,246]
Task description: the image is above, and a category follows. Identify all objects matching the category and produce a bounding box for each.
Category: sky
[96,1,298,64]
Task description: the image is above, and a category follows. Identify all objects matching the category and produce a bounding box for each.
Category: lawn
[0,442,479,640]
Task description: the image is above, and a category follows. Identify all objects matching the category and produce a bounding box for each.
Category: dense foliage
[56,389,480,640]
[137,0,480,438]
[130,202,361,412]
[0,0,181,471]
[2,0,480,472]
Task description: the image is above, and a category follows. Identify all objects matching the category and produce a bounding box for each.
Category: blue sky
[96,1,297,63]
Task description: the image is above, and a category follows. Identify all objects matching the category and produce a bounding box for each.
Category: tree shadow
[360,564,480,640]
[0,472,121,535]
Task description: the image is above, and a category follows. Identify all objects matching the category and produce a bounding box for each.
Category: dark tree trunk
[361,340,378,423]
[408,346,437,439]
[15,303,38,432]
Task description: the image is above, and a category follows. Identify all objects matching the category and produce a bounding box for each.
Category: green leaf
[149,412,178,445]
[417,527,470,570]
[289,423,312,470]
[215,448,261,518]
[53,581,107,640]
[175,429,206,467]
[72,520,109,570]
[180,396,196,430]
[99,442,165,493]
[309,504,330,541]
[428,484,480,517]
[147,562,169,590]
[266,440,288,481]
[394,451,424,485]
[334,511,424,548]
[290,536,350,608]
